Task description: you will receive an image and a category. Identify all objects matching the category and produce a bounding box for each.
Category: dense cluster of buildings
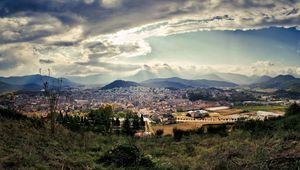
[0,86,297,123]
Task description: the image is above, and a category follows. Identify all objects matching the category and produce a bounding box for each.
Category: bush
[155,129,164,137]
[0,109,27,120]
[283,115,300,131]
[98,144,154,168]
[286,103,300,116]
[173,128,184,141]
[203,124,228,137]
[235,119,274,136]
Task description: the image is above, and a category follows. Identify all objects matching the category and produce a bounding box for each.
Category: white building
[256,111,281,120]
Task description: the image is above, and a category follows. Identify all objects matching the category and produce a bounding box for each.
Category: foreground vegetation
[0,104,300,169]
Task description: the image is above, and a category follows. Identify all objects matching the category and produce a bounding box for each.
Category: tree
[122,117,132,135]
[111,118,116,127]
[140,114,145,129]
[115,117,120,127]
[286,103,300,116]
[56,111,64,123]
[132,115,140,131]
[88,105,114,133]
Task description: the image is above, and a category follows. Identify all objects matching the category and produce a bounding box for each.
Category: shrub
[0,109,26,120]
[286,103,300,116]
[235,119,274,136]
[173,128,184,141]
[205,124,228,137]
[155,129,164,137]
[283,115,300,131]
[98,144,154,168]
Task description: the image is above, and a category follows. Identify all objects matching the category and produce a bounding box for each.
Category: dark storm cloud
[1,0,300,44]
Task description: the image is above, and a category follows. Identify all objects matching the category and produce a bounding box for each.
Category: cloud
[83,0,95,5]
[76,60,141,72]
[0,44,36,67]
[0,0,300,79]
[101,0,123,9]
[39,59,54,64]
[0,13,68,44]
[254,60,275,67]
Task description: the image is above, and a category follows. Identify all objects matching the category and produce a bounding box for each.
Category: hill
[101,80,141,90]
[195,74,225,82]
[251,75,300,92]
[0,74,77,87]
[142,79,191,89]
[0,75,78,93]
[0,107,299,169]
[142,77,237,89]
[195,73,272,85]
[0,81,21,93]
[216,73,271,85]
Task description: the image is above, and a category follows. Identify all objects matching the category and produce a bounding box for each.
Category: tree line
[56,105,145,136]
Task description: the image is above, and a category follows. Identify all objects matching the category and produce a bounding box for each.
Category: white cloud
[101,0,122,9]
[254,60,275,67]
[84,0,94,4]
[0,0,300,81]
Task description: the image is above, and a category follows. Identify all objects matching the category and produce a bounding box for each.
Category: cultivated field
[152,122,204,135]
[235,105,287,112]
[217,109,243,116]
[152,122,224,135]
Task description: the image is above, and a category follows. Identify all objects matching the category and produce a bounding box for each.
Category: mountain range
[195,73,272,85]
[124,70,272,85]
[142,77,237,89]
[102,77,238,90]
[1,74,300,93]
[0,75,78,93]
[101,75,300,92]
[251,75,300,92]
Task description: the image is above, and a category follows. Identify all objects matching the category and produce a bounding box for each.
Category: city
[1,0,300,169]
[0,76,298,135]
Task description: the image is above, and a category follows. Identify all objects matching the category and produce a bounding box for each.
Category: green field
[235,105,287,112]
[252,88,278,93]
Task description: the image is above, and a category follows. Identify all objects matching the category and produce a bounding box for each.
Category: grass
[235,105,287,112]
[217,109,243,116]
[152,122,205,135]
[1,111,300,169]
[253,88,278,93]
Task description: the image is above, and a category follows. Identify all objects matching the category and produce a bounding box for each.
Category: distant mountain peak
[250,74,300,92]
[273,74,295,80]
[101,80,141,90]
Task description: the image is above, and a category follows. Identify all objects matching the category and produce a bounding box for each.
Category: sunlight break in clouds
[0,0,300,83]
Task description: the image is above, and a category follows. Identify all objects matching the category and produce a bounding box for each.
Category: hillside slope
[142,77,237,89]
[0,109,299,169]
[251,75,300,92]
[101,80,141,90]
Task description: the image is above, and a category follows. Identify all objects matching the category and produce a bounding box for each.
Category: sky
[0,0,300,84]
